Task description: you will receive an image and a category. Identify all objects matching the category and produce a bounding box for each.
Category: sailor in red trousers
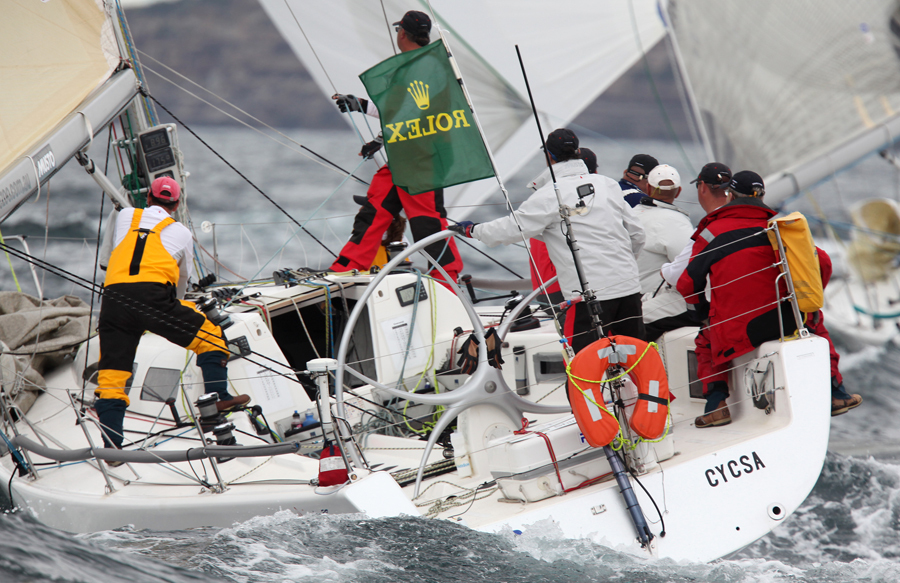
[329,10,462,285]
[676,171,797,428]
[806,248,863,416]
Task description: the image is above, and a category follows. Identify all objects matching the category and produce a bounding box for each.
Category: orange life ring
[567,335,670,447]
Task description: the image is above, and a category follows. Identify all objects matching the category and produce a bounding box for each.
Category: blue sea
[2,127,899,582]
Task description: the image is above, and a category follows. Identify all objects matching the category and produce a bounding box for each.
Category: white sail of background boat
[667,0,900,347]
[0,0,836,565]
[256,0,665,216]
[667,0,900,204]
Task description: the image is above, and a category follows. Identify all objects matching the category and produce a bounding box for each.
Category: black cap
[545,128,579,160]
[627,154,658,174]
[394,10,431,36]
[690,162,732,186]
[580,147,598,174]
[729,170,765,197]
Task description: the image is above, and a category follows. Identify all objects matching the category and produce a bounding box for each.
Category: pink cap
[150,176,181,202]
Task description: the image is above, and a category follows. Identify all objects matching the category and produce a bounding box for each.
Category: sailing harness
[104,208,178,286]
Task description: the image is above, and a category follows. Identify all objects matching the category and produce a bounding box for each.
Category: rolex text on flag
[360,40,495,195]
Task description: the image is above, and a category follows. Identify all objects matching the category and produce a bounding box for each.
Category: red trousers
[806,310,842,385]
[695,310,843,395]
[695,327,729,395]
[528,239,561,294]
[330,166,462,284]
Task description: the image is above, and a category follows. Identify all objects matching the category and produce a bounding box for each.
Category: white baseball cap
[648,164,681,190]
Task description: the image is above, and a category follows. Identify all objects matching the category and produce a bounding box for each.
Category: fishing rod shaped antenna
[514,44,653,548]
[514,45,556,186]
[513,44,600,337]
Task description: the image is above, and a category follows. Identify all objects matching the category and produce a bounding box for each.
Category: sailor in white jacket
[451,128,645,352]
[632,164,695,341]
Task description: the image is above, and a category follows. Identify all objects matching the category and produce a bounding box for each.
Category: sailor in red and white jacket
[675,171,797,426]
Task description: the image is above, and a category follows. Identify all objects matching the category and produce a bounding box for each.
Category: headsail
[257,0,665,216]
[0,0,139,222]
[667,0,900,205]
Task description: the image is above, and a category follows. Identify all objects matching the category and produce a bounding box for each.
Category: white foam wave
[837,345,886,371]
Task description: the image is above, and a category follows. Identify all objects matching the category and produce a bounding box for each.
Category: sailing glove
[333,94,368,113]
[449,221,477,238]
[484,328,504,369]
[360,134,384,159]
[455,328,504,374]
[456,334,479,375]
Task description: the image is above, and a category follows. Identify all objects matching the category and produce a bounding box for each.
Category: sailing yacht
[665,0,900,348]
[0,0,833,563]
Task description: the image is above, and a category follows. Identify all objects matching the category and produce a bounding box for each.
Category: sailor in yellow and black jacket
[94,176,249,451]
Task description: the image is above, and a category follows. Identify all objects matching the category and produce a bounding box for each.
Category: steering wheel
[334,230,570,496]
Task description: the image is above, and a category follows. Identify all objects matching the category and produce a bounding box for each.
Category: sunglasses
[627,169,647,180]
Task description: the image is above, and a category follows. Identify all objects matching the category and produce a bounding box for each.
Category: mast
[657,0,714,162]
[0,0,140,222]
[765,115,900,208]
[0,70,139,223]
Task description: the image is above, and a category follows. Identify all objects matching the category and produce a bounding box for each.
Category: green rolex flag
[359,40,495,195]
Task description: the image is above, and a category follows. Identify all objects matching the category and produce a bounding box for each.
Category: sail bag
[767,212,823,313]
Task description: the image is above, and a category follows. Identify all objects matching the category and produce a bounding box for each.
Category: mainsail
[667,0,900,205]
[257,0,665,216]
[0,0,139,222]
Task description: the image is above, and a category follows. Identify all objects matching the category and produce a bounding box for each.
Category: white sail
[257,0,665,216]
[666,0,900,205]
[0,0,138,221]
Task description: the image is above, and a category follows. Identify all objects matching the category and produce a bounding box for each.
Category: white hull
[823,275,900,350]
[10,466,414,533]
[472,338,830,562]
[0,271,831,563]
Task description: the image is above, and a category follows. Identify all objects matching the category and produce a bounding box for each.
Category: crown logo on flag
[408,80,430,110]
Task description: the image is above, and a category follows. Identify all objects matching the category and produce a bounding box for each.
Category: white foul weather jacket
[472,159,644,300]
[632,197,694,323]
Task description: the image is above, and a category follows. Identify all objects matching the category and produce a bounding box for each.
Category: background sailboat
[666,0,900,347]
[667,0,900,203]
